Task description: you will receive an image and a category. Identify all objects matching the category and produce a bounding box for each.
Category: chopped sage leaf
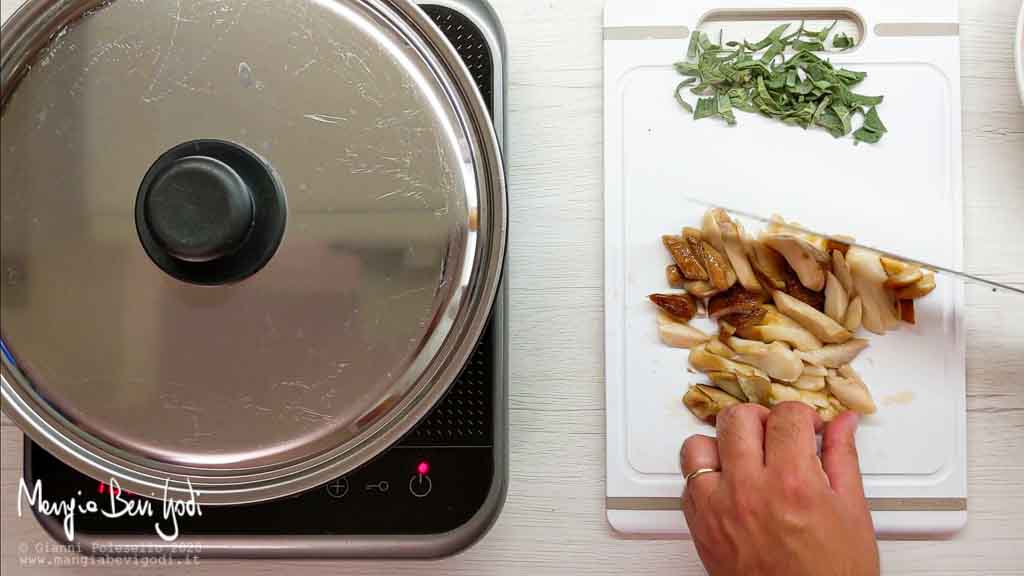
[832,33,855,49]
[672,26,886,143]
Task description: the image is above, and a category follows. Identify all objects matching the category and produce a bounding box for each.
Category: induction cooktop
[21,1,508,559]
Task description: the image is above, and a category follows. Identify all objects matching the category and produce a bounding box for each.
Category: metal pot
[1,0,506,505]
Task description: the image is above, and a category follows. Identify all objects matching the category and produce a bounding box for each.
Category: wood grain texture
[2,0,1023,574]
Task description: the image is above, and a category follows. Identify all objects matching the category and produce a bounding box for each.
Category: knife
[689,200,1024,296]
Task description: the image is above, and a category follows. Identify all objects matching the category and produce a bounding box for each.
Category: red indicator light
[417,461,430,476]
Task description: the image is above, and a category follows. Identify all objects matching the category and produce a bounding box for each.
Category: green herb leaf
[832,33,855,49]
[673,22,886,143]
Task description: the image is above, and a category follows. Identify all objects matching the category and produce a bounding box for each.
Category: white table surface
[2,0,1022,574]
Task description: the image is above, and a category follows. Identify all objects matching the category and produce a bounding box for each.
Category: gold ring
[684,467,719,482]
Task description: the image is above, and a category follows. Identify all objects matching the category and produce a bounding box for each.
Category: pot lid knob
[144,155,254,263]
[135,140,288,285]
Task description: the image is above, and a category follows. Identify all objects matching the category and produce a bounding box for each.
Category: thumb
[821,411,866,501]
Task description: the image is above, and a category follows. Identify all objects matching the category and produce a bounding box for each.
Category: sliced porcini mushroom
[688,344,771,405]
[701,209,728,253]
[846,247,900,334]
[708,284,767,319]
[824,272,849,323]
[662,235,709,281]
[727,337,803,383]
[772,290,852,344]
[649,293,697,322]
[719,219,763,292]
[896,272,936,300]
[831,250,854,296]
[844,296,863,332]
[718,306,768,331]
[880,256,914,277]
[795,338,870,368]
[737,373,772,406]
[793,373,827,391]
[898,299,916,325]
[693,238,737,290]
[761,232,830,291]
[705,338,736,359]
[735,306,823,352]
[769,384,830,410]
[770,382,800,404]
[666,264,686,289]
[884,266,924,290]
[683,280,721,299]
[683,384,741,421]
[782,268,826,311]
[827,235,854,256]
[656,312,710,348]
[748,239,789,290]
[690,345,769,380]
[802,363,828,377]
[707,371,748,402]
[827,365,876,415]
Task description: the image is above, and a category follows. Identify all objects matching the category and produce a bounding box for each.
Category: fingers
[765,402,823,471]
[715,403,770,480]
[681,434,721,502]
[821,411,866,500]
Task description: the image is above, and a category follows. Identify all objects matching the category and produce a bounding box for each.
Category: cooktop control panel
[23,2,502,542]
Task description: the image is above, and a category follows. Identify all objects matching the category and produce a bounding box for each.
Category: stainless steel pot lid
[0,0,505,504]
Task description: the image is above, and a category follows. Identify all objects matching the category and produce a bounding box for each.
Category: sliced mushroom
[896,273,936,300]
[727,337,803,383]
[683,384,741,421]
[690,345,769,380]
[796,338,870,368]
[735,306,823,352]
[846,247,900,334]
[656,312,710,348]
[707,371,748,402]
[880,256,914,277]
[689,344,772,405]
[649,293,697,322]
[701,208,728,253]
[748,239,789,290]
[884,266,923,290]
[737,373,772,406]
[792,373,827,391]
[693,238,737,290]
[831,250,854,297]
[827,365,876,415]
[762,232,830,291]
[898,299,916,325]
[719,219,763,292]
[705,338,736,359]
[662,235,708,281]
[718,306,768,331]
[802,364,828,377]
[666,265,685,289]
[843,296,863,332]
[827,236,854,256]
[683,280,722,299]
[708,284,767,320]
[824,272,849,323]
[769,384,830,410]
[772,290,852,344]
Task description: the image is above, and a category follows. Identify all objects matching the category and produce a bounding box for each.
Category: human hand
[680,403,879,576]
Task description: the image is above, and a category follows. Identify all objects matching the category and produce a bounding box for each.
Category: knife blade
[689,200,1024,296]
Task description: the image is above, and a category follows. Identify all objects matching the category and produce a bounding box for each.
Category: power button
[409,474,432,498]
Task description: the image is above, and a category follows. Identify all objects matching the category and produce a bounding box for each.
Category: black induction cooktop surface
[23,3,504,544]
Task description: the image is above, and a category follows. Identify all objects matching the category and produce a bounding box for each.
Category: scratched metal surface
[0,0,482,477]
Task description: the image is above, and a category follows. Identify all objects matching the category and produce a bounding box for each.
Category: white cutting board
[604,0,965,537]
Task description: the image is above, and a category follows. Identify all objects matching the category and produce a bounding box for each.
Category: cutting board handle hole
[697,10,864,50]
